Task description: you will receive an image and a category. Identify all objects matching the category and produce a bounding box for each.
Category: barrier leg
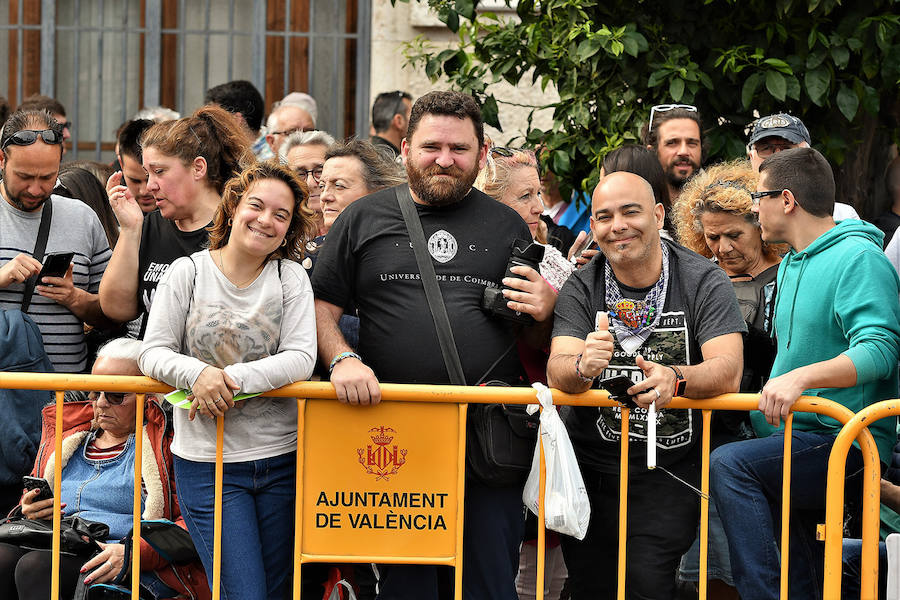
[698,410,712,600]
[213,415,225,600]
[617,409,630,600]
[780,415,793,600]
[132,393,145,597]
[294,399,305,599]
[51,390,64,600]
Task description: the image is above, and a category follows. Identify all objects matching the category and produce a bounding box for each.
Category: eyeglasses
[750,189,785,204]
[753,140,795,157]
[271,127,313,136]
[1,129,64,150]
[490,146,514,158]
[648,104,698,132]
[295,165,324,182]
[57,120,73,131]
[88,391,133,405]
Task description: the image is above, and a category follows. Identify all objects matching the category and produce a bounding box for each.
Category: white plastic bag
[522,383,591,540]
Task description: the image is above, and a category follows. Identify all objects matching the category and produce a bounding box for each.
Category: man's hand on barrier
[758,369,805,427]
[331,357,382,406]
[20,488,64,520]
[629,355,677,410]
[503,265,557,322]
[81,542,126,585]
[0,253,41,288]
[189,367,239,420]
[581,311,613,377]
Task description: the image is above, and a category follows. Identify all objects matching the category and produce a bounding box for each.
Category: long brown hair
[139,105,251,195]
[207,160,316,262]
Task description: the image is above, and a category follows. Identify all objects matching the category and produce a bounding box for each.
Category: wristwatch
[668,365,686,397]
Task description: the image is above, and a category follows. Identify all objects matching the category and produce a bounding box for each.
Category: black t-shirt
[137,211,209,336]
[873,211,900,249]
[312,185,532,385]
[552,240,746,473]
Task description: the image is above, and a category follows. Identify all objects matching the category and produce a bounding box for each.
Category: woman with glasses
[671,160,783,599]
[280,129,335,238]
[98,105,250,339]
[0,338,209,600]
[139,161,317,600]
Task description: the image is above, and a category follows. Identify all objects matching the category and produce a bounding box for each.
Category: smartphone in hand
[22,476,53,501]
[37,251,75,284]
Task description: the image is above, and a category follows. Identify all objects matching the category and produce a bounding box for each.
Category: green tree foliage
[395,0,900,214]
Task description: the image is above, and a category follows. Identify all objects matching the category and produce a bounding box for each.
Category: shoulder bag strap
[395,186,467,386]
[21,197,53,312]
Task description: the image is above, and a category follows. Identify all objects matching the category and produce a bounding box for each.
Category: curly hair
[207,160,316,262]
[139,105,251,195]
[474,148,547,243]
[673,159,786,259]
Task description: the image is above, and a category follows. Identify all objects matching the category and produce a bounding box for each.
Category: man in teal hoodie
[710,147,900,600]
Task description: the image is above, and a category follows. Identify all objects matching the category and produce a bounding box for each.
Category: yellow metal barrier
[823,399,900,600]
[0,372,885,600]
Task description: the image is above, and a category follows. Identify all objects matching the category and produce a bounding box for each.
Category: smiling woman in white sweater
[139,160,317,600]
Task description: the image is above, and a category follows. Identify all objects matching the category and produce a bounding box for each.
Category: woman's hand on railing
[188,366,239,420]
[81,541,126,585]
[20,488,64,520]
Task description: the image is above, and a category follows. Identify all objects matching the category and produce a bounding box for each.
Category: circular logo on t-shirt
[428,229,458,263]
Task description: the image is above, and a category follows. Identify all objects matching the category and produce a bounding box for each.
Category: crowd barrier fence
[0,372,887,600]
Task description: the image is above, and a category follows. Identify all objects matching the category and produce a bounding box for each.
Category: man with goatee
[313,90,554,600]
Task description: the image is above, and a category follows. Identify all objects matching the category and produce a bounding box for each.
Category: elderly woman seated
[0,338,209,600]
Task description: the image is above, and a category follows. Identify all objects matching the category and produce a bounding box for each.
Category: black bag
[0,515,107,556]
[396,187,538,488]
[467,403,539,487]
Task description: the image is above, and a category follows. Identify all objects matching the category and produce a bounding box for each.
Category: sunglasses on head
[88,391,132,405]
[1,129,64,150]
[648,104,698,132]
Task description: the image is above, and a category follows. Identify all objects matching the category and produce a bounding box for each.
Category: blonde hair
[673,159,787,259]
[475,148,546,243]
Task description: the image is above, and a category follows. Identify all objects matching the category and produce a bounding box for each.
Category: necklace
[215,249,263,288]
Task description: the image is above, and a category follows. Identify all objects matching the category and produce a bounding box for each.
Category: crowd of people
[0,80,898,600]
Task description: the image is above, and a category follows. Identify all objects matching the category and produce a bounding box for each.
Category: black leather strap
[395,186,466,385]
[21,197,52,312]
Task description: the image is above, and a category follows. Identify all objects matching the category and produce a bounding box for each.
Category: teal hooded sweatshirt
[751,219,900,464]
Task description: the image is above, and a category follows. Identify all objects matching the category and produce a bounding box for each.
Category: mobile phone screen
[38,251,74,281]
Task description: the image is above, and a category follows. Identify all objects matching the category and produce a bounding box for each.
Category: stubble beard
[2,171,48,212]
[665,158,700,189]
[406,160,479,207]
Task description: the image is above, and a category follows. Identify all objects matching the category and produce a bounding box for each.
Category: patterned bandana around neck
[604,241,670,354]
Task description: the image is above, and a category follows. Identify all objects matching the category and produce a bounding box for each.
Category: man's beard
[406,160,479,207]
[665,158,700,189]
[2,171,49,212]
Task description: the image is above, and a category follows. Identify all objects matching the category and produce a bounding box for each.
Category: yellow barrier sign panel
[301,399,462,560]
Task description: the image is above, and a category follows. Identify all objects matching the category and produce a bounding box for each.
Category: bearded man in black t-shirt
[548,171,745,599]
[312,91,556,600]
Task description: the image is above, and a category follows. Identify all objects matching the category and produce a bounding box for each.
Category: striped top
[0,194,111,372]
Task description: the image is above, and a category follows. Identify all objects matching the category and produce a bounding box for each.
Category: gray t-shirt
[552,240,746,472]
[0,195,111,372]
[139,250,317,462]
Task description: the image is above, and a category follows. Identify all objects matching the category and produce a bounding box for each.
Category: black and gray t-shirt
[552,240,746,473]
[312,185,531,385]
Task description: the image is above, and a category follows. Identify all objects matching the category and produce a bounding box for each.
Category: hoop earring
[227,217,233,226]
[281,239,287,248]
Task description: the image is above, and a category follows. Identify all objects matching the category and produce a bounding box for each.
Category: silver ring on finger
[653,388,661,401]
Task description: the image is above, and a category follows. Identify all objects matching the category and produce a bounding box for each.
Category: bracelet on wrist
[329,351,362,373]
[574,353,596,383]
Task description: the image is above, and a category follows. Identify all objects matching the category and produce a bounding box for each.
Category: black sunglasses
[88,391,133,405]
[1,129,64,150]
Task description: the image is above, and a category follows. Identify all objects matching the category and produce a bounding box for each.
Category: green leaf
[808,27,817,49]
[648,69,668,87]
[830,46,850,69]
[804,66,830,105]
[551,150,571,175]
[763,58,793,74]
[805,50,826,69]
[861,84,880,115]
[622,36,639,57]
[669,77,685,101]
[516,0,535,19]
[836,84,859,121]
[454,0,475,21]
[765,70,787,101]
[609,40,625,56]
[846,37,863,51]
[785,75,801,100]
[481,95,502,131]
[741,72,764,109]
[576,38,603,61]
